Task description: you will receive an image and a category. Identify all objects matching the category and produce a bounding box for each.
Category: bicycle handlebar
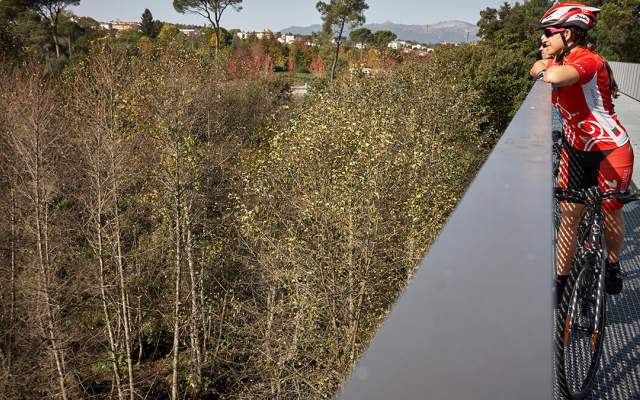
[555,188,640,205]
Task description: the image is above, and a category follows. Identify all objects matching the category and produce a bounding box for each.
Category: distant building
[237,31,274,40]
[101,20,140,31]
[387,39,408,50]
[255,31,274,40]
[179,29,202,37]
[283,35,296,44]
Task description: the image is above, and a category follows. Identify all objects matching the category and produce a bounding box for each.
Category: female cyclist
[529,3,634,300]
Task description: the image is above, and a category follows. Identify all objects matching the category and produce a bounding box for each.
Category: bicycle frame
[564,198,606,353]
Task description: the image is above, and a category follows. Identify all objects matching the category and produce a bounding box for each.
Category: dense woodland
[1,0,639,399]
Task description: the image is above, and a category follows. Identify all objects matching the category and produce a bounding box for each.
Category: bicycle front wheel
[556,254,606,400]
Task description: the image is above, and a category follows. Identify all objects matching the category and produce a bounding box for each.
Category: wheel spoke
[557,256,606,399]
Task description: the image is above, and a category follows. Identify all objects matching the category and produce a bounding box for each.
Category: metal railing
[337,81,554,400]
[610,61,640,101]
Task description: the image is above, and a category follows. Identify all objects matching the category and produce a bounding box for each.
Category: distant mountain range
[279,20,479,44]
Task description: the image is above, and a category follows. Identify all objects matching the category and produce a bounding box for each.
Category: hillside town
[92,18,435,56]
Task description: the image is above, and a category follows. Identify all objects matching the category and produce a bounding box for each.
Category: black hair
[567,27,589,46]
[605,62,620,99]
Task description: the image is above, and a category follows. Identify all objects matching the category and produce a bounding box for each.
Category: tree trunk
[137,296,143,365]
[8,185,16,370]
[265,286,277,398]
[52,30,60,59]
[185,204,202,391]
[215,25,221,57]
[330,20,346,81]
[200,254,210,364]
[94,167,124,400]
[211,293,226,365]
[171,139,182,400]
[111,159,135,400]
[34,134,68,400]
[346,212,355,364]
[48,13,60,59]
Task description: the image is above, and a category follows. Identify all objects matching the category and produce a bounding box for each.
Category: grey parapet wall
[337,81,554,400]
[610,61,640,102]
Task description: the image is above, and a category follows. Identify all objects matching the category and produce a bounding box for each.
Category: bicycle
[555,187,639,399]
[552,126,563,229]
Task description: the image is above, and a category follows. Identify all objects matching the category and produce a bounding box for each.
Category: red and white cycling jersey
[551,47,629,152]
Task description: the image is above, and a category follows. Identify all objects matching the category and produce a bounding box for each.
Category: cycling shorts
[558,141,634,212]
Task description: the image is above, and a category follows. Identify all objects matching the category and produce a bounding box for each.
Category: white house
[387,39,408,50]
[179,29,201,37]
[237,31,276,41]
[109,20,140,31]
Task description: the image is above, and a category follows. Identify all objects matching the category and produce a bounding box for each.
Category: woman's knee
[560,202,584,225]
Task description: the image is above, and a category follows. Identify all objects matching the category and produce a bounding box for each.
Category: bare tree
[68,44,137,400]
[4,65,70,400]
[129,45,211,400]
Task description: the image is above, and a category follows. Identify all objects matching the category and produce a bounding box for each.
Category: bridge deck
[555,93,640,399]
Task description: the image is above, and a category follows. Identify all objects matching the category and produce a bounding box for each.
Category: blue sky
[71,0,515,31]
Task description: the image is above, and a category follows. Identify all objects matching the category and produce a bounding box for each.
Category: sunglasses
[543,28,566,38]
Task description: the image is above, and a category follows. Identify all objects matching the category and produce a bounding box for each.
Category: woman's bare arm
[543,65,580,86]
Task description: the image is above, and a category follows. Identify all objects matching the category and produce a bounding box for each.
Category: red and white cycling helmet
[539,2,600,31]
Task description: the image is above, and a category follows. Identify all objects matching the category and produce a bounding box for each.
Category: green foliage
[288,43,314,72]
[173,0,243,16]
[157,22,180,43]
[140,8,161,39]
[477,0,640,62]
[316,0,369,36]
[590,0,640,62]
[349,26,372,44]
[317,0,369,79]
[477,0,549,58]
[172,0,243,54]
[432,43,532,136]
[372,29,397,47]
[0,20,20,61]
[0,0,110,66]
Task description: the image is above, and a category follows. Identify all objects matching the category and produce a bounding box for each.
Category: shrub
[231,59,492,399]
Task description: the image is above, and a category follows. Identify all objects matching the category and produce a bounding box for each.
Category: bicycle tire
[556,251,606,399]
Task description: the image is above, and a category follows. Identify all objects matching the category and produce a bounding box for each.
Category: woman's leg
[556,201,585,276]
[599,142,634,264]
[604,209,625,263]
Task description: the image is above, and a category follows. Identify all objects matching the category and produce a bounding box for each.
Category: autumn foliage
[0,41,495,399]
[227,42,274,79]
